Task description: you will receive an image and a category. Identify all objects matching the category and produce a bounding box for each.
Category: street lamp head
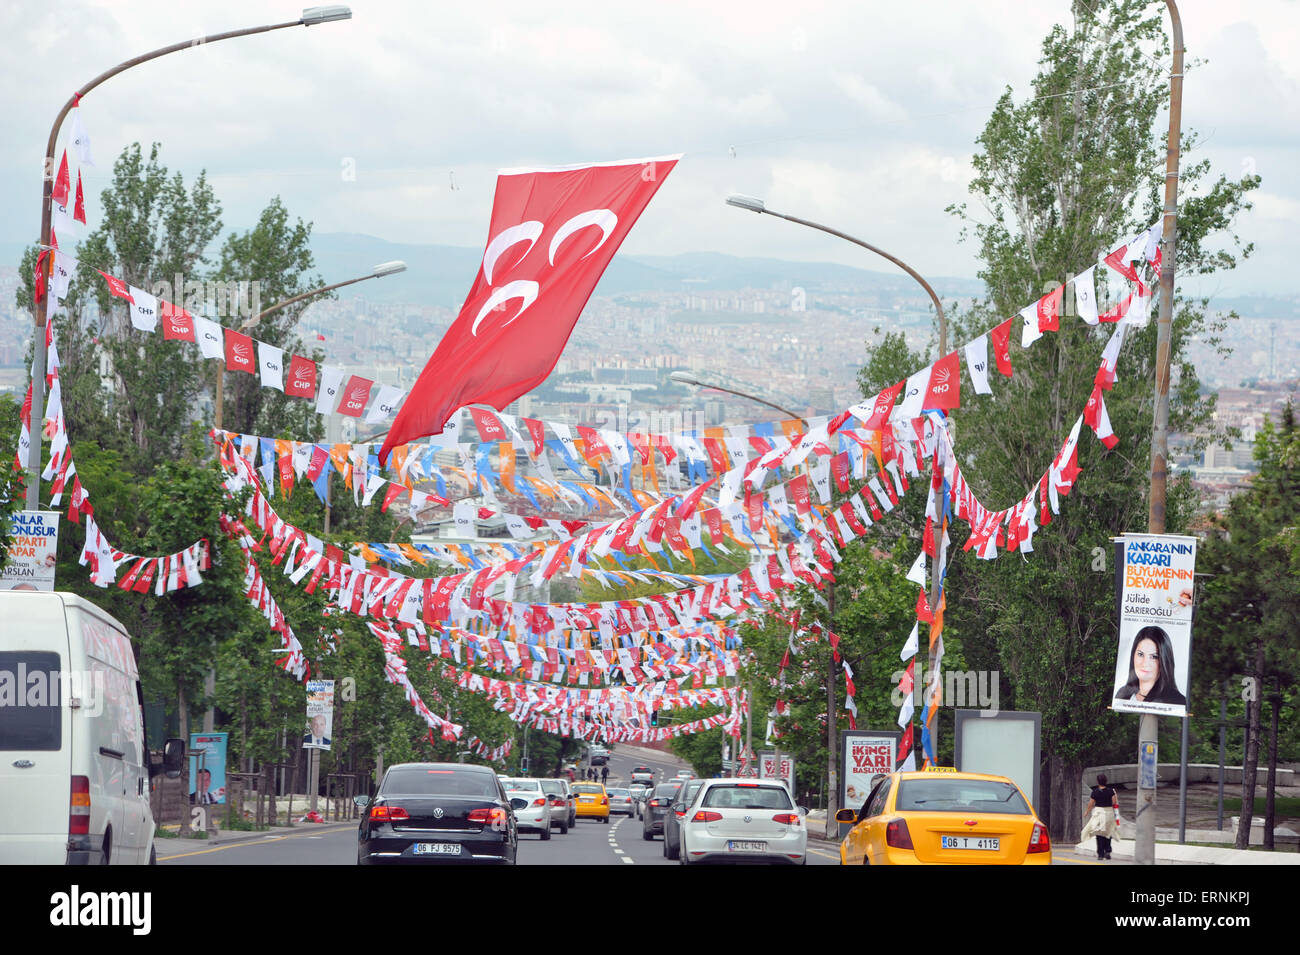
[372,260,407,277]
[725,194,766,214]
[301,5,352,25]
[669,370,701,387]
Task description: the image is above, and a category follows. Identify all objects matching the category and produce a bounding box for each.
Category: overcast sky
[3,0,1296,296]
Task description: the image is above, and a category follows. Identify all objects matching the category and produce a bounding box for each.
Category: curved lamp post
[214,260,407,432]
[668,370,804,424]
[724,194,948,357]
[25,6,354,509]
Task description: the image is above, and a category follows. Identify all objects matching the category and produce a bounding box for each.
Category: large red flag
[380,155,679,464]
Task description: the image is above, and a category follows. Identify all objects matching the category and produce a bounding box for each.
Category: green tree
[213,197,328,437]
[20,143,223,475]
[1197,405,1300,847]
[944,0,1258,839]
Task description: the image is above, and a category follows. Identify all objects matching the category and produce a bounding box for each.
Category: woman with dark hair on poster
[1115,625,1187,706]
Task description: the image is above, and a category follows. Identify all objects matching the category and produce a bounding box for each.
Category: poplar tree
[944,0,1258,839]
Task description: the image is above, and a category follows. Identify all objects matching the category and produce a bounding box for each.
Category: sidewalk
[803,810,1300,864]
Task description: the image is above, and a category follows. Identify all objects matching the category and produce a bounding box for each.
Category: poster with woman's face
[1112,534,1195,718]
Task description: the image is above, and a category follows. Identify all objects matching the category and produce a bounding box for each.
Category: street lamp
[668,370,804,423]
[213,261,407,432]
[724,194,948,355]
[25,8,354,509]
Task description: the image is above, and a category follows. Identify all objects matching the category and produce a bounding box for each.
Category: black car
[663,777,705,860]
[641,780,683,841]
[358,762,518,865]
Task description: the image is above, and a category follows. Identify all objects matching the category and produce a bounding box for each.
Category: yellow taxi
[571,783,610,823]
[835,771,1051,865]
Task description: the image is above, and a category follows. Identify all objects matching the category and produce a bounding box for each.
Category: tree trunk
[1048,755,1083,844]
[825,643,838,839]
[1235,645,1264,849]
[1265,690,1280,851]
[178,682,190,836]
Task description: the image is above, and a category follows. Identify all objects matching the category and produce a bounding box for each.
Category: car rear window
[608,789,630,797]
[540,780,564,794]
[654,782,683,798]
[382,767,498,797]
[572,784,603,794]
[503,779,540,791]
[895,779,1031,814]
[701,785,793,810]
[0,652,62,751]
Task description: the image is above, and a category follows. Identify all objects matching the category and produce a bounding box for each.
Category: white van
[0,591,182,864]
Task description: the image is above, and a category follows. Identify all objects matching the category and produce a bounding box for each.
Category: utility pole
[1138,0,1184,867]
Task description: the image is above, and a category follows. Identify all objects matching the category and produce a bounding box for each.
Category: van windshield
[0,652,62,751]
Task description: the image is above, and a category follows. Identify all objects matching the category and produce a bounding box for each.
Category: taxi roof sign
[923,765,958,773]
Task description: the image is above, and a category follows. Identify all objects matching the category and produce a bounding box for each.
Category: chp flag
[380,155,680,465]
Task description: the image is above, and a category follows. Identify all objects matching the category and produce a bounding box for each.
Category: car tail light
[69,776,90,836]
[468,807,509,826]
[885,819,914,850]
[772,813,800,826]
[649,799,661,807]
[692,811,722,823]
[601,796,608,805]
[532,798,547,807]
[369,805,410,822]
[1028,822,1051,854]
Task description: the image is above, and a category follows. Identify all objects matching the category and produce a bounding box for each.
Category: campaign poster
[759,752,795,796]
[303,680,335,750]
[188,732,228,805]
[1,511,59,591]
[841,731,899,813]
[1112,534,1195,718]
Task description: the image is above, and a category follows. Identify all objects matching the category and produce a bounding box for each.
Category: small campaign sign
[1,511,60,591]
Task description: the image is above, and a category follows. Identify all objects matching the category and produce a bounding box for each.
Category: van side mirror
[162,738,185,778]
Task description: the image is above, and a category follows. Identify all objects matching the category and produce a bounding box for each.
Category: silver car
[606,787,635,817]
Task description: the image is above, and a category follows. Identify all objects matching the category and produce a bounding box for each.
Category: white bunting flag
[1074,266,1099,325]
[365,385,404,424]
[127,287,159,333]
[905,550,927,586]
[897,688,915,728]
[69,108,95,165]
[258,342,284,391]
[1019,302,1044,348]
[964,335,991,396]
[900,622,919,660]
[193,316,224,359]
[315,366,344,415]
[892,366,931,422]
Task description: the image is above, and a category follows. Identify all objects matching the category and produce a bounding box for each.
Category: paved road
[158,745,835,865]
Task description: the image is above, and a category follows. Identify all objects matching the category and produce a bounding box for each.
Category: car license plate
[413,842,461,856]
[941,836,999,850]
[728,840,767,852]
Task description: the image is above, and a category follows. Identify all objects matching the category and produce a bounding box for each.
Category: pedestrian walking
[1081,773,1120,859]
[601,765,608,784]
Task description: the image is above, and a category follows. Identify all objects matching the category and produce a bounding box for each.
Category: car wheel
[662,835,668,857]
[667,837,679,860]
[643,828,653,841]
[149,844,156,866]
[101,830,111,865]
[603,816,609,824]
[541,822,551,841]
[560,818,569,834]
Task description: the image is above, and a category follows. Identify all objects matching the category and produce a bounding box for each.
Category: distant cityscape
[3,243,1299,518]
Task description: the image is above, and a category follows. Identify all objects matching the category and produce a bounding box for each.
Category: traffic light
[650,710,659,727]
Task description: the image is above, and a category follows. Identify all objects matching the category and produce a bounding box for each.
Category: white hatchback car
[501,778,552,840]
[678,780,806,865]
